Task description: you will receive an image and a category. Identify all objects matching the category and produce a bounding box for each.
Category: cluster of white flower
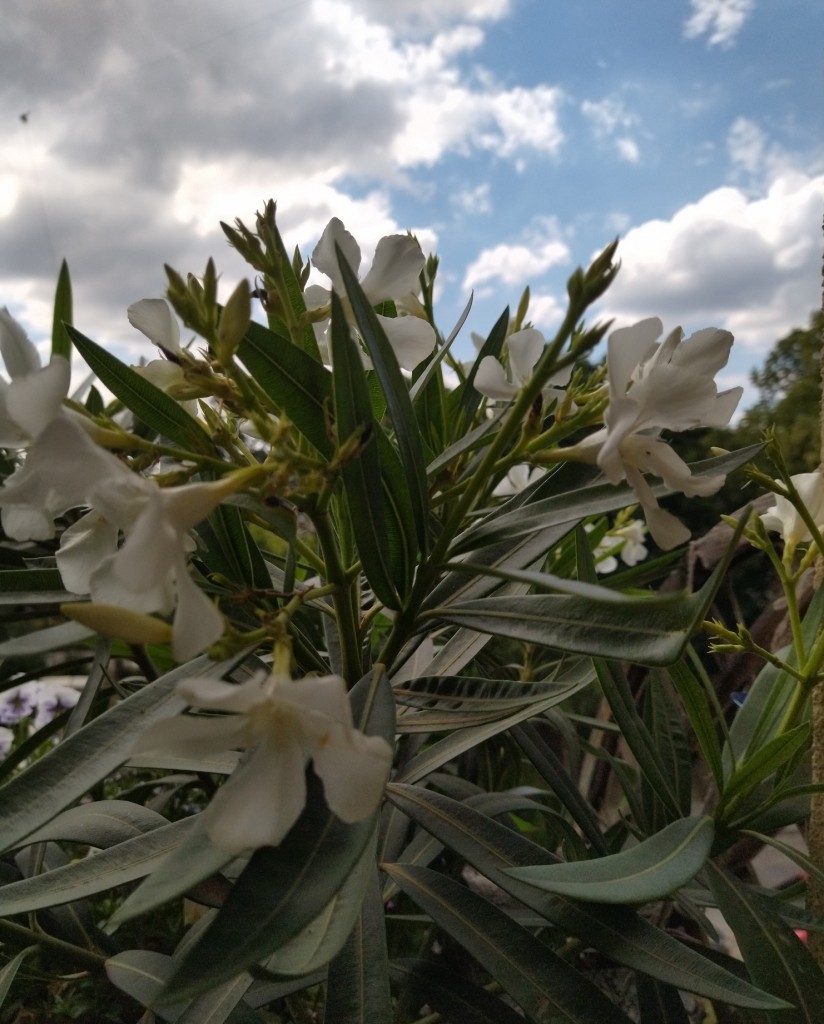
[479,316,743,548]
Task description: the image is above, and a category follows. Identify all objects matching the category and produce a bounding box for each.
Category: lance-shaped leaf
[199,502,272,593]
[447,305,508,434]
[706,862,810,1021]
[506,816,713,904]
[323,859,392,1023]
[51,259,72,361]
[335,244,429,552]
[452,445,763,556]
[385,863,633,1024]
[386,784,785,1010]
[330,289,403,608]
[389,958,525,1024]
[67,325,215,454]
[236,319,334,458]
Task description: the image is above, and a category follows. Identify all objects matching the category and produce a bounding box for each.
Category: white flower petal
[607,318,662,396]
[312,218,361,294]
[207,737,308,853]
[127,299,181,353]
[171,560,224,661]
[5,357,70,442]
[508,329,545,386]
[176,674,266,714]
[0,307,41,378]
[474,356,517,399]
[376,314,436,370]
[132,713,246,761]
[56,511,119,594]
[360,234,425,304]
[314,726,392,823]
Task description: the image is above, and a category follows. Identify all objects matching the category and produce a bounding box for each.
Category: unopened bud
[62,603,174,646]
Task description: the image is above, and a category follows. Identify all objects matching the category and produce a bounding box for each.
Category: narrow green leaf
[201,501,271,591]
[0,568,66,592]
[385,863,633,1024]
[67,325,214,454]
[0,652,234,853]
[105,821,234,929]
[389,958,527,1024]
[51,259,72,361]
[395,685,591,786]
[0,621,94,657]
[511,722,608,854]
[447,305,508,434]
[0,818,196,915]
[706,862,812,1021]
[323,860,392,1023]
[722,724,811,809]
[106,950,185,1023]
[668,657,725,788]
[741,829,824,893]
[386,784,788,1010]
[636,974,691,1024]
[335,246,429,552]
[0,946,37,1008]
[19,799,169,848]
[594,656,681,817]
[452,446,763,555]
[236,320,333,457]
[264,831,377,979]
[433,590,704,666]
[506,816,713,904]
[409,290,472,404]
[643,673,693,824]
[330,289,402,608]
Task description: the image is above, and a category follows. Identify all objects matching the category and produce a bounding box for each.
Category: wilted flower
[580,318,742,549]
[761,471,824,556]
[305,217,436,370]
[475,328,570,405]
[133,669,393,854]
[0,307,70,448]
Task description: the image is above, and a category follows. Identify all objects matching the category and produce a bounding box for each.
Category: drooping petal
[474,356,517,399]
[0,307,41,378]
[376,313,436,370]
[607,318,662,397]
[313,724,392,823]
[508,328,544,386]
[312,218,362,294]
[127,299,181,353]
[131,712,247,761]
[360,234,425,304]
[624,464,690,549]
[171,556,225,661]
[206,737,308,853]
[56,511,119,594]
[5,357,70,442]
[176,674,267,715]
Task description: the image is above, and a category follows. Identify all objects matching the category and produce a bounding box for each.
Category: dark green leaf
[335,246,429,552]
[389,958,525,1024]
[201,501,271,591]
[67,325,215,453]
[323,861,392,1023]
[721,724,811,813]
[236,320,333,457]
[51,259,72,361]
[386,784,783,1009]
[447,305,508,434]
[706,862,810,1021]
[507,816,713,904]
[668,656,725,789]
[330,289,401,607]
[386,864,632,1024]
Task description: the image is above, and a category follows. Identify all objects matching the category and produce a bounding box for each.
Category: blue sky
[1,0,821,406]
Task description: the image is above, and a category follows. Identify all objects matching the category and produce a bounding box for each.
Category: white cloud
[581,96,641,163]
[452,183,493,215]
[527,293,565,332]
[599,170,824,356]
[683,0,756,49]
[727,116,767,173]
[463,219,571,290]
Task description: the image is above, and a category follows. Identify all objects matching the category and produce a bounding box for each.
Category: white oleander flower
[305,217,436,370]
[590,519,648,574]
[133,670,393,853]
[581,317,742,549]
[475,328,570,404]
[0,307,70,448]
[761,471,824,556]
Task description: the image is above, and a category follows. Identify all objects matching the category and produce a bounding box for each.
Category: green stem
[0,919,107,972]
